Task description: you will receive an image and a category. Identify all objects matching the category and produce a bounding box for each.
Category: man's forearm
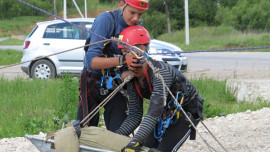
[91,57,120,70]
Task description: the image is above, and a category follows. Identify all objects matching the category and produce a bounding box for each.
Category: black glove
[121,141,141,152]
[119,54,142,71]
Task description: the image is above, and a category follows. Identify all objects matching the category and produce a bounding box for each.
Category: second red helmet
[118,25,151,49]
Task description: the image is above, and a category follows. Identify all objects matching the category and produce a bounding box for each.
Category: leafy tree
[188,0,217,27]
[142,0,218,37]
[218,0,239,8]
[0,0,81,19]
[217,0,270,31]
[142,11,167,38]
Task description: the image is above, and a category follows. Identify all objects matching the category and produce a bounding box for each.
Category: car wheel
[30,59,56,79]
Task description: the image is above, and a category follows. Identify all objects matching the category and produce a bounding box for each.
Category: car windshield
[158,49,175,56]
[149,48,175,56]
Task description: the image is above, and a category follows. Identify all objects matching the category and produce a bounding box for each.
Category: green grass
[157,26,270,52]
[0,76,269,138]
[0,16,46,37]
[0,49,23,65]
[0,39,24,46]
[87,0,118,11]
[0,75,79,138]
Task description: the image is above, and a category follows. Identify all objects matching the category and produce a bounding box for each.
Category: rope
[0,39,110,70]
[16,0,143,55]
[16,0,107,41]
[201,121,228,152]
[81,74,134,127]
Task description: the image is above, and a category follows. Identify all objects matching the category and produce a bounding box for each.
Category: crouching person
[114,25,204,152]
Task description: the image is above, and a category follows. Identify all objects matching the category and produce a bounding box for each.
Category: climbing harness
[154,92,183,141]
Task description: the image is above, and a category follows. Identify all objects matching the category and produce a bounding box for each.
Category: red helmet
[118,25,151,49]
[124,0,149,10]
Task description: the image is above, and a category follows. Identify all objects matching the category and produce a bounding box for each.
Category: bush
[217,0,270,31]
[142,11,167,38]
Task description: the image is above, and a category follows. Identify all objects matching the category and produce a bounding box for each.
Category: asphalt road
[184,52,270,80]
[185,52,270,71]
[0,40,270,80]
[0,45,24,51]
[0,37,24,51]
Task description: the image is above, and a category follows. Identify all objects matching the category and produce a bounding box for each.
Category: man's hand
[121,54,142,72]
[121,141,141,152]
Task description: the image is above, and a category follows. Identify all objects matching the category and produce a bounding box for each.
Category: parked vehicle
[149,39,188,71]
[21,18,188,79]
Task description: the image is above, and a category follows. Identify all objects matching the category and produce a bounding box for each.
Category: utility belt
[84,68,102,82]
[82,67,126,96]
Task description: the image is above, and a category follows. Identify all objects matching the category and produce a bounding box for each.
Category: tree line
[144,0,270,37]
[1,0,270,38]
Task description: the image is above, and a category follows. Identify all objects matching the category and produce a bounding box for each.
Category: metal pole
[54,0,57,16]
[72,0,84,18]
[185,0,190,45]
[164,0,171,35]
[63,0,67,19]
[85,0,87,18]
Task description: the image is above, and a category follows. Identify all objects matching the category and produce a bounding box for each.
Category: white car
[21,18,188,79]
[149,39,188,71]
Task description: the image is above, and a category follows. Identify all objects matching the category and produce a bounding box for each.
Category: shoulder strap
[84,11,116,52]
[108,11,116,37]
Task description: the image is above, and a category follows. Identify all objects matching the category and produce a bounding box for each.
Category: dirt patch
[223,43,248,48]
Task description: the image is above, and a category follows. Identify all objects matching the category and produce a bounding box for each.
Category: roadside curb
[226,79,270,103]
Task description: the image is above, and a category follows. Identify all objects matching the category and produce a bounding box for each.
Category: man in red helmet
[76,0,150,133]
[115,25,204,152]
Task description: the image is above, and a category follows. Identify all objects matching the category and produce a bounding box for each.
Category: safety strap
[84,11,116,52]
[134,64,152,99]
[80,68,89,120]
[108,11,116,37]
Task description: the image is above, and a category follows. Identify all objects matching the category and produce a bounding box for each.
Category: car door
[41,21,91,73]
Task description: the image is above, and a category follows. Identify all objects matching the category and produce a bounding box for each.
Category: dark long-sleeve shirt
[116,59,204,144]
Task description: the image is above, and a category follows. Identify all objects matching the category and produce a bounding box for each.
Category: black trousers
[145,113,199,152]
[77,75,128,132]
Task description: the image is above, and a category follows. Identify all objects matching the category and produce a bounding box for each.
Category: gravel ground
[0,65,28,80]
[180,108,270,152]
